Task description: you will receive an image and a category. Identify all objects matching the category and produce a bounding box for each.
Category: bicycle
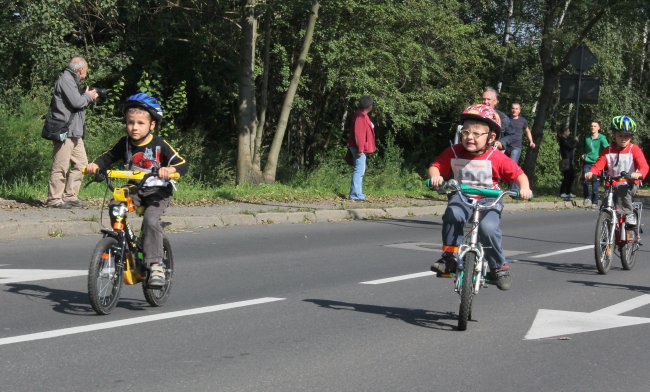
[594,172,643,274]
[429,179,522,331]
[83,168,180,315]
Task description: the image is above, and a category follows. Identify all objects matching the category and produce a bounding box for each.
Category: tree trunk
[252,3,273,182]
[236,0,258,185]
[496,0,514,93]
[262,1,320,183]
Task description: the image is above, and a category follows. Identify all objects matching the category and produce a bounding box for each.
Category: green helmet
[610,115,637,135]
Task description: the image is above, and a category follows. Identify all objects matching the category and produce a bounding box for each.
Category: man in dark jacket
[45,56,99,208]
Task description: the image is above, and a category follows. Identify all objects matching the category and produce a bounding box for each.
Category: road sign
[570,43,598,72]
[560,74,600,104]
[525,294,650,340]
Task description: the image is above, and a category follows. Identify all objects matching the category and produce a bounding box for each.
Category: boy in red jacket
[428,104,532,290]
[585,115,648,226]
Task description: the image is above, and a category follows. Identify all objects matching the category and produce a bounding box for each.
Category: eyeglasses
[481,97,495,102]
[460,130,489,138]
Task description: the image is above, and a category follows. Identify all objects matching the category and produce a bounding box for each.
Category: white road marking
[360,271,435,285]
[0,269,87,285]
[0,297,285,346]
[384,242,528,257]
[525,294,650,340]
[530,245,594,259]
[592,294,650,316]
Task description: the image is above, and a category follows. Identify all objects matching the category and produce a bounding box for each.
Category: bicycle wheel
[594,211,613,274]
[620,230,639,270]
[458,252,477,331]
[143,236,174,307]
[88,237,123,315]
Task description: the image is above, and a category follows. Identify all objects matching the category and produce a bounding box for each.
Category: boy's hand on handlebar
[428,175,444,188]
[584,172,593,180]
[84,163,100,174]
[518,188,533,200]
[158,167,177,180]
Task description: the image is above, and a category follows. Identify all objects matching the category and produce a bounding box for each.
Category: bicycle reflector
[113,187,130,202]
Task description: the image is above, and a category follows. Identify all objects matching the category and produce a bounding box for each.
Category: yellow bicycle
[84,168,179,315]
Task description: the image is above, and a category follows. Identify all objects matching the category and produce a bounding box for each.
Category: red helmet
[460,104,502,137]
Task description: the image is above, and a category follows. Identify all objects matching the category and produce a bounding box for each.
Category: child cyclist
[585,115,648,226]
[85,92,188,287]
[428,104,532,290]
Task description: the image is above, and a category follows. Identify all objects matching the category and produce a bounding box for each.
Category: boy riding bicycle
[428,104,532,290]
[585,115,648,226]
[85,92,188,287]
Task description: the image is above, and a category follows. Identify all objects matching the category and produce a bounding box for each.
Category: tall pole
[573,44,584,138]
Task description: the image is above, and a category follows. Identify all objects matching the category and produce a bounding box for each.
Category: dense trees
[0,0,647,190]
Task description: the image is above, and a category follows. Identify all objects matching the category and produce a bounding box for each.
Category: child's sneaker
[148,263,166,288]
[431,254,457,278]
[494,265,512,291]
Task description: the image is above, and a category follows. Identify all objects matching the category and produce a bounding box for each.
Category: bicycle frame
[600,175,641,246]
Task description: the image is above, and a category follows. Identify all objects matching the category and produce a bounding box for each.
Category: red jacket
[589,143,649,184]
[347,110,376,154]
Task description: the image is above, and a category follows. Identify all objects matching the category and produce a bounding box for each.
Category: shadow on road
[303,298,457,331]
[5,283,149,315]
[567,280,650,293]
[514,258,597,275]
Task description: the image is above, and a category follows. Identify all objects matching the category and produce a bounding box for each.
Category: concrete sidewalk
[0,196,577,241]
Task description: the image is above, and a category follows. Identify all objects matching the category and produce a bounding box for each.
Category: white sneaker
[148,264,166,287]
[583,199,592,207]
[626,214,637,226]
[560,193,569,198]
[569,193,576,198]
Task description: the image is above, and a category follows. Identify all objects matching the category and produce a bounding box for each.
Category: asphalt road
[1,208,650,392]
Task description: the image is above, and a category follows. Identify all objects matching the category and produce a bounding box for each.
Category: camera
[94,87,108,99]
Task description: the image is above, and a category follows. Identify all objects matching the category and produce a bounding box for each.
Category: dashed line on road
[0,297,285,347]
[530,245,594,259]
[360,271,435,285]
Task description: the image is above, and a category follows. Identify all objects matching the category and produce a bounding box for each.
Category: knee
[442,207,465,225]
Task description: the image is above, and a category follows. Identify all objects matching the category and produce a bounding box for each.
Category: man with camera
[45,56,99,209]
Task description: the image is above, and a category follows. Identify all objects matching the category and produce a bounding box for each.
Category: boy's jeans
[441,192,506,270]
[349,147,366,200]
[110,186,172,265]
[614,183,638,216]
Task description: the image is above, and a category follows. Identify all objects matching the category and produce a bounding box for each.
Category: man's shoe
[583,199,592,207]
[591,203,599,209]
[569,193,577,198]
[560,193,569,198]
[48,202,72,209]
[65,199,85,208]
[431,254,457,278]
[494,265,512,291]
[147,264,166,288]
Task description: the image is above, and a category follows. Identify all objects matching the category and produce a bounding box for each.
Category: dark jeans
[560,168,575,195]
[583,163,600,204]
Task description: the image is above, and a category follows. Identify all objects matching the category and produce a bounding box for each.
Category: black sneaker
[494,265,512,291]
[431,254,457,278]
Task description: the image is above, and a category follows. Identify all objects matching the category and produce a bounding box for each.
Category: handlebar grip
[169,172,181,180]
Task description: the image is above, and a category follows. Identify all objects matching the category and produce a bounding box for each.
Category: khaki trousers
[46,137,88,206]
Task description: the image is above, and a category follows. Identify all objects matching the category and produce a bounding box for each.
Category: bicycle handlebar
[82,168,181,181]
[426,178,527,201]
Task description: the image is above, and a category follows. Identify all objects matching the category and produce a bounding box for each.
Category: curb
[0,200,578,241]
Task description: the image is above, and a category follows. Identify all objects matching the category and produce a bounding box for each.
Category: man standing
[480,87,511,144]
[501,102,536,164]
[347,95,376,202]
[45,56,99,209]
[580,120,609,208]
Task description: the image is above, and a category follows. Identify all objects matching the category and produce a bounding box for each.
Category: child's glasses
[460,130,489,138]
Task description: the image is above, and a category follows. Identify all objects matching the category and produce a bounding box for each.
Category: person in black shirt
[85,93,188,287]
[557,127,578,198]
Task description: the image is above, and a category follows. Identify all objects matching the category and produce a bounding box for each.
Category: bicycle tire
[143,236,174,307]
[620,230,639,270]
[594,211,613,274]
[88,237,123,315]
[458,252,477,331]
